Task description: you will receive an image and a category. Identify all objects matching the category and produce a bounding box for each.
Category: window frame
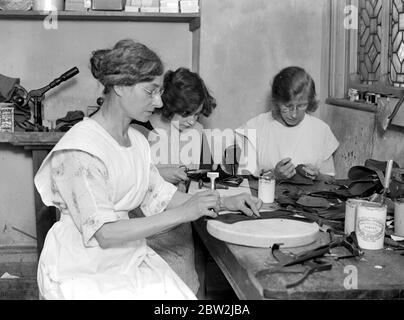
[327,0,404,104]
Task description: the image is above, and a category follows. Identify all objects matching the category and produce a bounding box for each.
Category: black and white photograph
[0,0,404,307]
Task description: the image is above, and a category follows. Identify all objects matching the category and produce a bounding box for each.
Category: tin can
[394,199,404,237]
[356,202,387,250]
[344,199,374,235]
[0,103,14,133]
[258,171,275,204]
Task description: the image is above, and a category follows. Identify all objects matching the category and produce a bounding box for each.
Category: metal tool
[198,179,229,190]
[379,159,394,204]
[12,67,80,131]
[207,172,219,190]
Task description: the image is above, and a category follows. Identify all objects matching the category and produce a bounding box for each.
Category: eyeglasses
[279,102,309,113]
[143,87,164,98]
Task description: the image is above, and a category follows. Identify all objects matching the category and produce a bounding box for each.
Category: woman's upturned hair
[271,66,318,113]
[90,39,164,94]
[156,67,217,121]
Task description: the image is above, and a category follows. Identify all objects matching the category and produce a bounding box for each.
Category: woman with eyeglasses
[131,67,218,295]
[34,40,262,299]
[236,66,339,181]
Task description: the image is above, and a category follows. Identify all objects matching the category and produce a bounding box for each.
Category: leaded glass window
[390,0,404,87]
[358,0,383,84]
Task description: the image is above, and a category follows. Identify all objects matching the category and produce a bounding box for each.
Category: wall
[1,0,333,246]
[323,104,404,179]
[199,0,404,180]
[0,19,192,246]
[199,0,328,130]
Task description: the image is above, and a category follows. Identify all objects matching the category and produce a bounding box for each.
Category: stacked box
[160,0,179,13]
[125,0,141,12]
[65,0,88,11]
[0,104,14,133]
[140,0,159,12]
[180,0,199,13]
[91,0,124,11]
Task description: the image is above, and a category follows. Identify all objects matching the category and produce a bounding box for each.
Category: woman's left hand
[158,166,188,184]
[221,193,263,218]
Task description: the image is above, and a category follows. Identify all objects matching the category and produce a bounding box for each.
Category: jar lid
[260,170,275,179]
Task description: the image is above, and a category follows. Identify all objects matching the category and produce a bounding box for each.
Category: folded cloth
[0,74,19,102]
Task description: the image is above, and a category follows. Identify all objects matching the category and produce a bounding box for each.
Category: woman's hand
[221,193,263,218]
[179,190,220,220]
[301,164,319,180]
[158,166,188,184]
[300,164,335,182]
[274,158,296,179]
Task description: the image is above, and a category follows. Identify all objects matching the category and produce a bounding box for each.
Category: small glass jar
[258,171,276,203]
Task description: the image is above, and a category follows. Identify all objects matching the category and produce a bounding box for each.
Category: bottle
[258,170,275,203]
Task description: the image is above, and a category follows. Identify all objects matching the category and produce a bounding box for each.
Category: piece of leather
[389,179,404,199]
[279,164,314,186]
[348,159,400,194]
[209,210,314,225]
[364,159,399,171]
[347,180,381,197]
[56,110,85,124]
[308,190,350,201]
[296,195,331,209]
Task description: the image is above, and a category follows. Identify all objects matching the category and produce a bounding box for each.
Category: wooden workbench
[192,180,404,300]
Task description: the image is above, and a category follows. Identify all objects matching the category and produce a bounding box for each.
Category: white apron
[34,118,196,300]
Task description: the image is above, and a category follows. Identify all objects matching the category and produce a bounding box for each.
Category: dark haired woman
[132,67,216,185]
[34,40,261,299]
[236,66,339,181]
[131,67,218,295]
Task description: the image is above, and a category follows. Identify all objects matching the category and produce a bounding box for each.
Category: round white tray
[207,218,320,248]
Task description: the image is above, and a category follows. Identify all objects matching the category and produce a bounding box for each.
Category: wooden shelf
[0,10,200,31]
[0,132,64,147]
[325,97,378,114]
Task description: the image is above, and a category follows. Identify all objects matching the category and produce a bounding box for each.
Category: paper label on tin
[0,107,14,132]
[357,217,385,241]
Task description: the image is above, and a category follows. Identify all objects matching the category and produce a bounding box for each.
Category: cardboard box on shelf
[141,0,160,6]
[160,0,179,13]
[140,6,159,12]
[179,0,199,13]
[91,0,125,11]
[65,0,87,11]
[125,6,140,12]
